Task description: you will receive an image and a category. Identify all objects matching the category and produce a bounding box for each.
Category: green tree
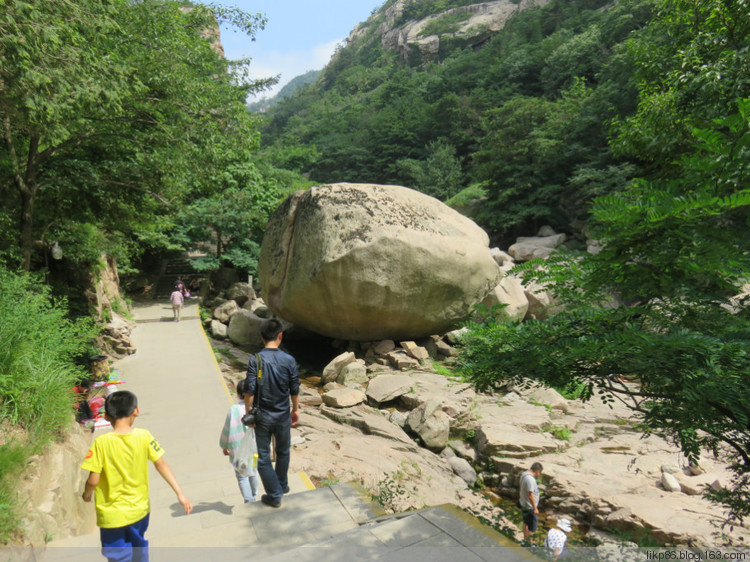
[459,100,750,526]
[173,160,282,274]
[0,0,268,271]
[473,79,613,234]
[612,0,750,174]
[396,139,464,200]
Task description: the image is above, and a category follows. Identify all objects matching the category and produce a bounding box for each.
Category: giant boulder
[258,183,501,340]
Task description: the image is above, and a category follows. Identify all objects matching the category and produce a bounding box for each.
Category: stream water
[483,491,591,545]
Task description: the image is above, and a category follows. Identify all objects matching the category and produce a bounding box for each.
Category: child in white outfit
[219,380,259,502]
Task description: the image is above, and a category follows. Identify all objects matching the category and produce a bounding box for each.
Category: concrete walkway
[39,300,528,561]
[43,301,316,554]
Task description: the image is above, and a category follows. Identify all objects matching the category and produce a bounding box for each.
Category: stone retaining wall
[18,423,96,546]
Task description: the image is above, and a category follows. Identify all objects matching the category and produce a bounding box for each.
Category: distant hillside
[259,0,654,240]
[248,69,321,113]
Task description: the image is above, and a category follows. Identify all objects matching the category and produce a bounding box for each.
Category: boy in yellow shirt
[81,390,192,562]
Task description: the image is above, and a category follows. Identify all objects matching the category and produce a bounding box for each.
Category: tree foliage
[172,159,284,275]
[459,100,750,526]
[260,0,652,239]
[612,0,750,174]
[0,0,271,272]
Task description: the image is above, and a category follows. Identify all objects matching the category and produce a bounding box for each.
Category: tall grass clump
[0,443,27,543]
[0,268,96,543]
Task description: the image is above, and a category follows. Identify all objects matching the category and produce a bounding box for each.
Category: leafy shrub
[548,425,571,440]
[0,268,97,544]
[0,269,95,441]
[557,379,590,400]
[371,473,407,511]
[445,183,487,211]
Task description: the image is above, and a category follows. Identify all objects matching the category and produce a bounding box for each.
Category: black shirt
[245,348,299,424]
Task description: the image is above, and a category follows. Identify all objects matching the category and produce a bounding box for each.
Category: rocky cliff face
[89,255,136,359]
[18,424,96,546]
[348,0,551,63]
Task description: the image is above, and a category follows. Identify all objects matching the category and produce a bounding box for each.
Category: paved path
[41,300,524,561]
[45,300,316,553]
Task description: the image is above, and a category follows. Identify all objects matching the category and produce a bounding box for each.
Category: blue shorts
[100,513,150,562]
[522,509,538,532]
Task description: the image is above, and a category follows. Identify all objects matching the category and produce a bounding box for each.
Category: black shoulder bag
[241,353,264,426]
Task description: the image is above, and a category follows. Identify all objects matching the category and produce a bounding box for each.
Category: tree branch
[99,180,172,207]
[2,113,27,195]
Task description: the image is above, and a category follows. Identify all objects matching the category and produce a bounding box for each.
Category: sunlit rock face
[347,0,552,63]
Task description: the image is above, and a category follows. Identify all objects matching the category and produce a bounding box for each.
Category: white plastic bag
[233,429,258,477]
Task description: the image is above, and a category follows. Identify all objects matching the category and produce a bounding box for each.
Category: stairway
[153,256,198,300]
[42,484,525,561]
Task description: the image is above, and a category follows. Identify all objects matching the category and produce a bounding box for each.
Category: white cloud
[246,38,344,100]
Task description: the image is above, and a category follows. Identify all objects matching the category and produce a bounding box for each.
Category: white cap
[557,518,572,533]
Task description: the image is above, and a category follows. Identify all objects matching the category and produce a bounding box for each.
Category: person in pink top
[170,287,184,322]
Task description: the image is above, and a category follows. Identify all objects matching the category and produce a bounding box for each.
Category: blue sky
[201,1,382,99]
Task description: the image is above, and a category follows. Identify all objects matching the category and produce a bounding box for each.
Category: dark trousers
[255,420,291,502]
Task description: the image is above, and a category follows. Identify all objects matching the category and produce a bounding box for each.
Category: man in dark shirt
[244,318,300,507]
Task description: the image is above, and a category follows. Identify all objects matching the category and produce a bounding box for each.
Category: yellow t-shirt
[81,428,164,528]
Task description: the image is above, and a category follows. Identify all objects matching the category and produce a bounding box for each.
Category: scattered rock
[448,439,478,463]
[406,399,451,450]
[520,385,569,413]
[385,351,420,370]
[440,447,456,459]
[524,280,556,321]
[400,341,429,361]
[373,340,396,355]
[322,388,366,408]
[449,456,477,487]
[389,410,408,428]
[337,361,368,387]
[399,371,475,419]
[322,352,357,384]
[661,472,682,492]
[319,404,414,444]
[366,374,413,404]
[210,320,228,339]
[225,282,255,307]
[213,300,239,323]
[508,234,566,261]
[226,310,265,348]
[537,225,557,237]
[480,276,529,321]
[445,327,468,345]
[490,247,514,268]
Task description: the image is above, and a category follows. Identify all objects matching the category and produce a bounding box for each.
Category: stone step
[41,486,521,561]
[42,482,373,559]
[278,503,527,560]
